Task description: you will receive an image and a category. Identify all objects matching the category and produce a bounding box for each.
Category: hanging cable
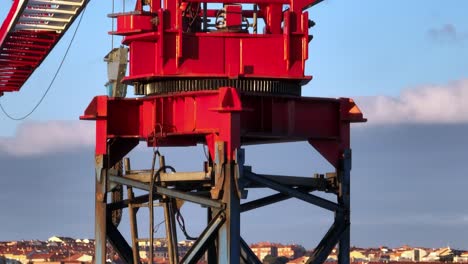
[0,6,88,121]
[154,219,165,234]
[202,144,209,161]
[175,206,198,240]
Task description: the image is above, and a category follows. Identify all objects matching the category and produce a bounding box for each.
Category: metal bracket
[234,148,248,199]
[211,141,226,199]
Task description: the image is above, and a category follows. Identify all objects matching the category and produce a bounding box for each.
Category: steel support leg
[211,90,243,264]
[240,237,262,264]
[94,138,139,264]
[217,160,241,264]
[180,211,226,264]
[209,139,242,264]
[95,155,107,264]
[338,149,351,264]
[127,185,141,264]
[307,149,352,264]
[106,216,134,264]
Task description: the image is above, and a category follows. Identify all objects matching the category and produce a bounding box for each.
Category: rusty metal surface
[94,155,107,264]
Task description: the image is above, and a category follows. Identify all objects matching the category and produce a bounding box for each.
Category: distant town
[1,236,467,264]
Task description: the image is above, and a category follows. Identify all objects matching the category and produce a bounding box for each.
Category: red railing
[0,0,88,96]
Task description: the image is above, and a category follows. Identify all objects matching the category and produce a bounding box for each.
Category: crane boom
[0,0,88,96]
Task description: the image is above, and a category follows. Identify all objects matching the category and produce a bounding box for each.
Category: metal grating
[0,0,88,96]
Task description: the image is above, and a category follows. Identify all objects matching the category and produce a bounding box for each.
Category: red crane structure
[1,0,366,263]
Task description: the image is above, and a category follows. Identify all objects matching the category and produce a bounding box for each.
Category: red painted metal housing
[112,0,322,85]
[81,87,365,167]
[81,0,369,167]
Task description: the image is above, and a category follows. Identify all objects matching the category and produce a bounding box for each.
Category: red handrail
[0,0,88,96]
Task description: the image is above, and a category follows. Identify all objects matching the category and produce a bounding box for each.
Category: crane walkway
[0,0,88,96]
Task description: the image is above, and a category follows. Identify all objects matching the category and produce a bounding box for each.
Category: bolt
[308,19,316,28]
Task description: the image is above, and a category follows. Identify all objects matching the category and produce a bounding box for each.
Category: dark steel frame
[82,87,365,264]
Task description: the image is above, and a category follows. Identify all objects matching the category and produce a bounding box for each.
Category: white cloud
[355,79,468,125]
[0,121,94,156]
[2,80,467,155]
[354,213,468,226]
[427,24,468,43]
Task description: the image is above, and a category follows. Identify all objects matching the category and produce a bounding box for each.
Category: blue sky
[0,0,468,250]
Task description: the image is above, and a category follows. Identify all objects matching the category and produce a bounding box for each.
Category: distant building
[154,247,169,259]
[326,254,337,262]
[178,245,192,259]
[67,253,93,262]
[400,248,427,261]
[350,250,368,262]
[379,246,390,254]
[250,242,278,261]
[389,251,401,261]
[78,239,91,244]
[2,252,28,264]
[454,251,468,263]
[2,237,468,264]
[27,252,54,263]
[1,258,21,264]
[277,245,305,259]
[46,237,75,246]
[137,238,167,248]
[286,256,309,264]
[27,242,42,248]
[249,242,305,261]
[436,247,455,262]
[177,241,195,248]
[138,250,147,260]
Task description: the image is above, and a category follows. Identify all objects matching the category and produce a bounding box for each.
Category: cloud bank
[0,121,94,156]
[355,79,468,125]
[2,79,468,155]
[428,24,457,41]
[427,24,467,43]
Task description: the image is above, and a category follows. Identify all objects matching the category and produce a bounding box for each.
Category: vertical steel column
[206,151,218,264]
[217,158,241,264]
[213,88,243,264]
[337,149,351,264]
[127,186,141,264]
[95,155,107,264]
[124,158,141,264]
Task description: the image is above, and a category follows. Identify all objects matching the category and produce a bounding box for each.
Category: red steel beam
[81,88,365,167]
